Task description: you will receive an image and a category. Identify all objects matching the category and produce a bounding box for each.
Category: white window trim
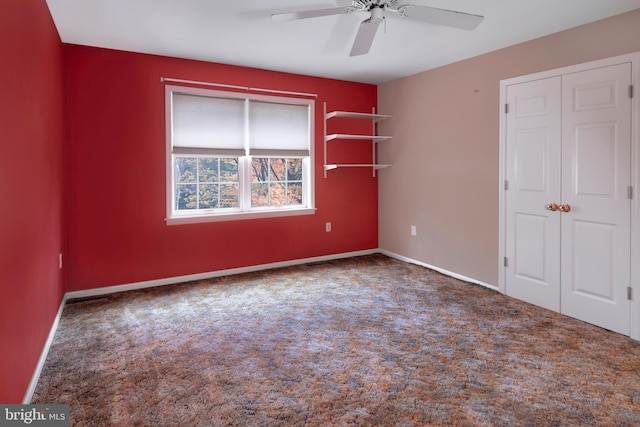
[165,85,316,225]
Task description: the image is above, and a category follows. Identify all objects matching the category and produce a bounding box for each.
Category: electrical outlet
[326,222,332,232]
[411,225,417,236]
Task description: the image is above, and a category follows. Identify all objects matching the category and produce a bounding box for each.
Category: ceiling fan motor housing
[352,0,399,11]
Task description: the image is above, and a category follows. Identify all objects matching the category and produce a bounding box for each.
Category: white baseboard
[379,249,499,292]
[65,249,379,300]
[66,249,495,301]
[23,296,67,404]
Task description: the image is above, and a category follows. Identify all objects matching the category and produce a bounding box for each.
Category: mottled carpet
[33,254,640,426]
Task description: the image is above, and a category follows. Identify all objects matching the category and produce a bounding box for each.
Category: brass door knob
[559,204,571,212]
[546,203,559,211]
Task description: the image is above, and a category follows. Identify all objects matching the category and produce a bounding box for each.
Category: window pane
[270,183,286,206]
[198,158,218,183]
[270,158,286,181]
[251,158,269,183]
[287,158,302,181]
[220,184,239,208]
[249,157,306,208]
[176,184,197,210]
[176,158,196,183]
[199,184,218,209]
[288,183,303,205]
[220,158,238,181]
[252,183,269,207]
[174,156,240,212]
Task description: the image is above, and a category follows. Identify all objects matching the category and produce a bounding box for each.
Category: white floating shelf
[323,103,393,178]
[325,134,392,142]
[325,111,391,122]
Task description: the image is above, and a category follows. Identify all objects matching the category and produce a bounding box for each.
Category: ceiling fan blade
[272,7,351,23]
[396,5,484,30]
[350,19,382,57]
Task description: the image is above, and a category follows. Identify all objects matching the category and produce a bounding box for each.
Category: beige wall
[377,9,640,287]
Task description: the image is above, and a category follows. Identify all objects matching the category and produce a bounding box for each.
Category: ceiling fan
[272,0,484,56]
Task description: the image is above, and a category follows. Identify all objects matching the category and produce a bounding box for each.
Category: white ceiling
[46,0,640,84]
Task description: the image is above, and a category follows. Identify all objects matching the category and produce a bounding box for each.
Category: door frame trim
[498,51,640,340]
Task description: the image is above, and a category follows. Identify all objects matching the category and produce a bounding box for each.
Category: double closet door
[505,63,632,335]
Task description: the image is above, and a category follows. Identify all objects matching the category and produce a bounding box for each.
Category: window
[165,85,315,224]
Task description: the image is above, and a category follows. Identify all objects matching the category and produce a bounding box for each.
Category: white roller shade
[248,101,310,156]
[172,93,245,155]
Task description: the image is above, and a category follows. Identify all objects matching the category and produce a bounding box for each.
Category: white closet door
[505,77,562,311]
[560,63,632,335]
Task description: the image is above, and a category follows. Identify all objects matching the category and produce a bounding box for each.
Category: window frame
[165,85,316,225]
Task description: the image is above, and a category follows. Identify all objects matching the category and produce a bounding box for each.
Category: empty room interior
[2,0,640,424]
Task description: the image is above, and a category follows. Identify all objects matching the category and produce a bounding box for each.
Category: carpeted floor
[33,254,640,426]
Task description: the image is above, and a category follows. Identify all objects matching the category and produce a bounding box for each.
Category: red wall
[0,4,378,400]
[0,0,65,403]
[64,45,379,291]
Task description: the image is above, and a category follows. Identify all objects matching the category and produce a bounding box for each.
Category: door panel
[571,220,616,301]
[515,129,548,191]
[574,123,617,196]
[514,213,547,282]
[505,77,561,311]
[560,63,631,335]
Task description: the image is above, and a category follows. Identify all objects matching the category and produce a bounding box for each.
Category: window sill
[165,207,316,225]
